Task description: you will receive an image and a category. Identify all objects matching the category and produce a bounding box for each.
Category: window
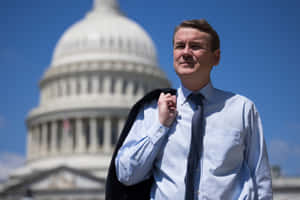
[98,76,103,93]
[122,80,128,94]
[133,80,139,95]
[70,119,76,150]
[38,124,42,148]
[57,120,63,151]
[87,75,92,94]
[110,118,118,145]
[97,118,104,147]
[83,118,90,149]
[76,77,81,95]
[47,122,51,151]
[110,77,116,94]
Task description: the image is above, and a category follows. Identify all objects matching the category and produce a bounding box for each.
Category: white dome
[52,0,158,67]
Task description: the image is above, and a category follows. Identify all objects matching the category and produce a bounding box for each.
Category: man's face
[173,27,220,81]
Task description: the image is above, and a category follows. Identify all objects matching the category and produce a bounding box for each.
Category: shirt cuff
[148,122,170,144]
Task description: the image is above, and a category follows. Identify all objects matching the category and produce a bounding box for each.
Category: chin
[175,68,196,76]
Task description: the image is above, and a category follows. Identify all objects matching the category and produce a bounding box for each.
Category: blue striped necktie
[185,93,204,200]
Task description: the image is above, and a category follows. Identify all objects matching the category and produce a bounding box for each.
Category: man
[110,19,273,199]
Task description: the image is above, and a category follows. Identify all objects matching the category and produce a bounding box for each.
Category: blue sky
[0,0,300,179]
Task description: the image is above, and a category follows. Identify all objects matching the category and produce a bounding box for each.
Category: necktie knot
[189,93,204,107]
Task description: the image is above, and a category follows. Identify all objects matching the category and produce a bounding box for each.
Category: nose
[183,45,191,54]
[182,45,193,60]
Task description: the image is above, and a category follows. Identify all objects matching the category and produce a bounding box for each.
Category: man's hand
[158,93,177,127]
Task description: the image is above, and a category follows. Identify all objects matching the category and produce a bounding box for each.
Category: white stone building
[0,0,170,199]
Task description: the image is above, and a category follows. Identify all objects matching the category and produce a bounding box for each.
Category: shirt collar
[177,81,215,106]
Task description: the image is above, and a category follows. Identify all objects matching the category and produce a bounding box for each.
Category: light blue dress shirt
[115,82,273,200]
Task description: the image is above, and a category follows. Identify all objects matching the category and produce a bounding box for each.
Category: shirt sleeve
[115,101,170,186]
[245,102,273,200]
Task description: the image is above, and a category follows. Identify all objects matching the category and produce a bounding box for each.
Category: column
[127,80,134,96]
[51,121,58,155]
[32,126,39,159]
[103,76,110,94]
[115,77,122,95]
[70,77,76,96]
[75,118,85,153]
[41,123,48,156]
[89,117,98,153]
[62,119,72,154]
[136,81,144,98]
[61,79,67,97]
[118,118,125,140]
[103,116,111,153]
[92,75,99,94]
[26,127,33,160]
[81,76,88,94]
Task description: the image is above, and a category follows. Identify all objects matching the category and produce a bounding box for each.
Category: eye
[174,43,185,49]
[190,44,204,50]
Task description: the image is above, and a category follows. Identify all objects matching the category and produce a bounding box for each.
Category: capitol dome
[52,0,158,67]
[17,0,170,180]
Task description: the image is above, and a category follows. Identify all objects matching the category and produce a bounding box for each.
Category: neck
[180,76,210,92]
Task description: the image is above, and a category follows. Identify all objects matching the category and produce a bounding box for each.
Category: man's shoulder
[213,87,255,107]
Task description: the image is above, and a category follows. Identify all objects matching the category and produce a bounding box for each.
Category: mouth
[179,61,194,66]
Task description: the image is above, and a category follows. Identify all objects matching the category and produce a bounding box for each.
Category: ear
[212,49,221,66]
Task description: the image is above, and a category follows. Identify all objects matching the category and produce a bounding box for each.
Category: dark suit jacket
[105,88,176,200]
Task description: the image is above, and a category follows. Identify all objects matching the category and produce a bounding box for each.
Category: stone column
[62,119,72,154]
[81,76,88,94]
[103,116,112,153]
[32,126,38,159]
[51,121,58,155]
[115,77,122,95]
[127,80,134,96]
[41,123,48,156]
[103,76,110,94]
[89,117,98,153]
[61,79,67,97]
[75,118,85,153]
[136,80,144,99]
[26,127,33,160]
[118,118,125,139]
[92,75,99,94]
[70,77,76,96]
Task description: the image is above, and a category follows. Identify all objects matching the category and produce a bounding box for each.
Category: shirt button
[158,127,163,132]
